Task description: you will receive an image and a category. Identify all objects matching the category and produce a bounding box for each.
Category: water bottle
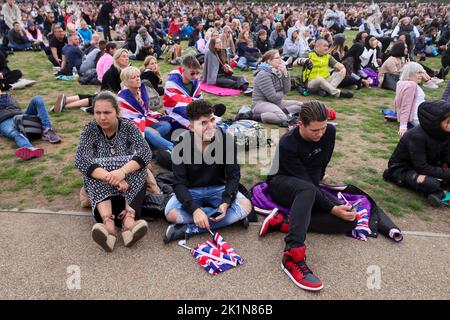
[72,67,79,81]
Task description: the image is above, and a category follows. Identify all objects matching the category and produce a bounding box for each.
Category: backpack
[79,68,101,85]
[141,80,162,109]
[226,120,268,151]
[13,114,43,138]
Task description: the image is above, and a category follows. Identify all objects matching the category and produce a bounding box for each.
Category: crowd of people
[1,0,450,293]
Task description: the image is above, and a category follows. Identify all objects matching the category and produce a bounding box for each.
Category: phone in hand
[210,211,226,222]
[351,199,362,211]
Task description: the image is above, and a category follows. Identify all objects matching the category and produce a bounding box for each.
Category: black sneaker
[163,224,189,243]
[239,217,249,229]
[339,91,353,98]
[318,89,328,97]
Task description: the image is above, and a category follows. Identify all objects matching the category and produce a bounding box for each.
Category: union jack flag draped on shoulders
[191,232,243,276]
[162,67,202,128]
[117,85,162,134]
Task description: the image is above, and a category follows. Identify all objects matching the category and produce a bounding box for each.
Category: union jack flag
[191,232,243,276]
[117,86,162,134]
[162,67,202,128]
[349,209,372,241]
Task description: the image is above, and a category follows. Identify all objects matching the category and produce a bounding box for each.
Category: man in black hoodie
[260,100,357,292]
[384,100,450,206]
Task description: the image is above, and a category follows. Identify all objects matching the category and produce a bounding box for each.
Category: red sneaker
[259,209,289,237]
[15,147,44,160]
[281,246,323,291]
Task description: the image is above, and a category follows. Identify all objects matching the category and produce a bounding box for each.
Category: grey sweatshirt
[252,66,291,106]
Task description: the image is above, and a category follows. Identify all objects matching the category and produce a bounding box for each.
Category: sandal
[91,215,117,252]
[119,210,148,247]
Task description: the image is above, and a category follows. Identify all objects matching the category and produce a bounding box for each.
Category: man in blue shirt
[61,33,83,73]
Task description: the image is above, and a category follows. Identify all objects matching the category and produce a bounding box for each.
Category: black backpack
[13,114,43,138]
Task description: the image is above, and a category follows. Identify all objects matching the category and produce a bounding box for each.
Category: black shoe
[317,89,328,97]
[163,224,189,243]
[441,66,450,80]
[427,193,446,207]
[247,210,258,222]
[239,217,249,229]
[339,91,353,98]
[279,121,289,128]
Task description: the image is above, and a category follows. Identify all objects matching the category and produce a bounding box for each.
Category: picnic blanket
[200,83,242,96]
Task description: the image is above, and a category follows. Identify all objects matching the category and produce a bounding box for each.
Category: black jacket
[188,30,205,47]
[384,100,450,181]
[256,38,272,54]
[101,65,121,93]
[171,129,240,215]
[0,94,22,123]
[268,124,336,186]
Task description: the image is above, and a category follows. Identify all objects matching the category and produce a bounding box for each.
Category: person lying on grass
[0,92,61,160]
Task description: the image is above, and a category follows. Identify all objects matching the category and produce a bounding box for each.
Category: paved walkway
[1,210,449,299]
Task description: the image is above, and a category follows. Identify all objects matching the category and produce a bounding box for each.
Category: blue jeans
[8,42,31,51]
[0,117,32,148]
[145,121,174,151]
[237,56,257,69]
[0,96,51,148]
[26,96,51,129]
[164,185,249,235]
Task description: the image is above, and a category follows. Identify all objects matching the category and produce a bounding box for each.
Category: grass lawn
[0,37,449,226]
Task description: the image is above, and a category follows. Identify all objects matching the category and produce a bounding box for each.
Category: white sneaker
[432,78,444,85]
[423,81,439,89]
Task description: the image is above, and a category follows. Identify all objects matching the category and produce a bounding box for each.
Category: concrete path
[0,211,449,300]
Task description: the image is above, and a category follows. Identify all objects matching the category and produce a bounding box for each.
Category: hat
[27,20,35,28]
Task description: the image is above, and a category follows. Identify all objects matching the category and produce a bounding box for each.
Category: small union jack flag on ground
[187,231,244,276]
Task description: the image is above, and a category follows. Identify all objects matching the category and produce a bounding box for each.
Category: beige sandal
[119,210,148,247]
[92,215,117,252]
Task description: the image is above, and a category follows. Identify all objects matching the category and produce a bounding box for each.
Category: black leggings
[93,184,147,227]
[78,94,95,106]
[268,175,357,250]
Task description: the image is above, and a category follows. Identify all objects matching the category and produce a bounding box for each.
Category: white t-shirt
[412,85,425,126]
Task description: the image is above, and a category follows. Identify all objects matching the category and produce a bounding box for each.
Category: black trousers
[268,175,357,250]
[383,168,442,195]
[376,37,391,53]
[94,184,147,227]
[216,74,249,91]
[102,23,112,41]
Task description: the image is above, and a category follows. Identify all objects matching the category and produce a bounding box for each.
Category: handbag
[381,73,399,91]
[141,193,172,219]
[222,63,234,75]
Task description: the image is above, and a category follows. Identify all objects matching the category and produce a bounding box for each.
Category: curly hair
[186,100,215,121]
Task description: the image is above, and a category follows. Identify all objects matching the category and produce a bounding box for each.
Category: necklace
[102,123,118,155]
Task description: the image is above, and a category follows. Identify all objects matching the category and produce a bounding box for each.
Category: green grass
[0,34,447,220]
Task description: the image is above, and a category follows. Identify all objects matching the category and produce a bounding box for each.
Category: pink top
[96,53,113,82]
[394,80,419,127]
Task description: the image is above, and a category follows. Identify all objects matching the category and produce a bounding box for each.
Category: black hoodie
[384,100,450,180]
